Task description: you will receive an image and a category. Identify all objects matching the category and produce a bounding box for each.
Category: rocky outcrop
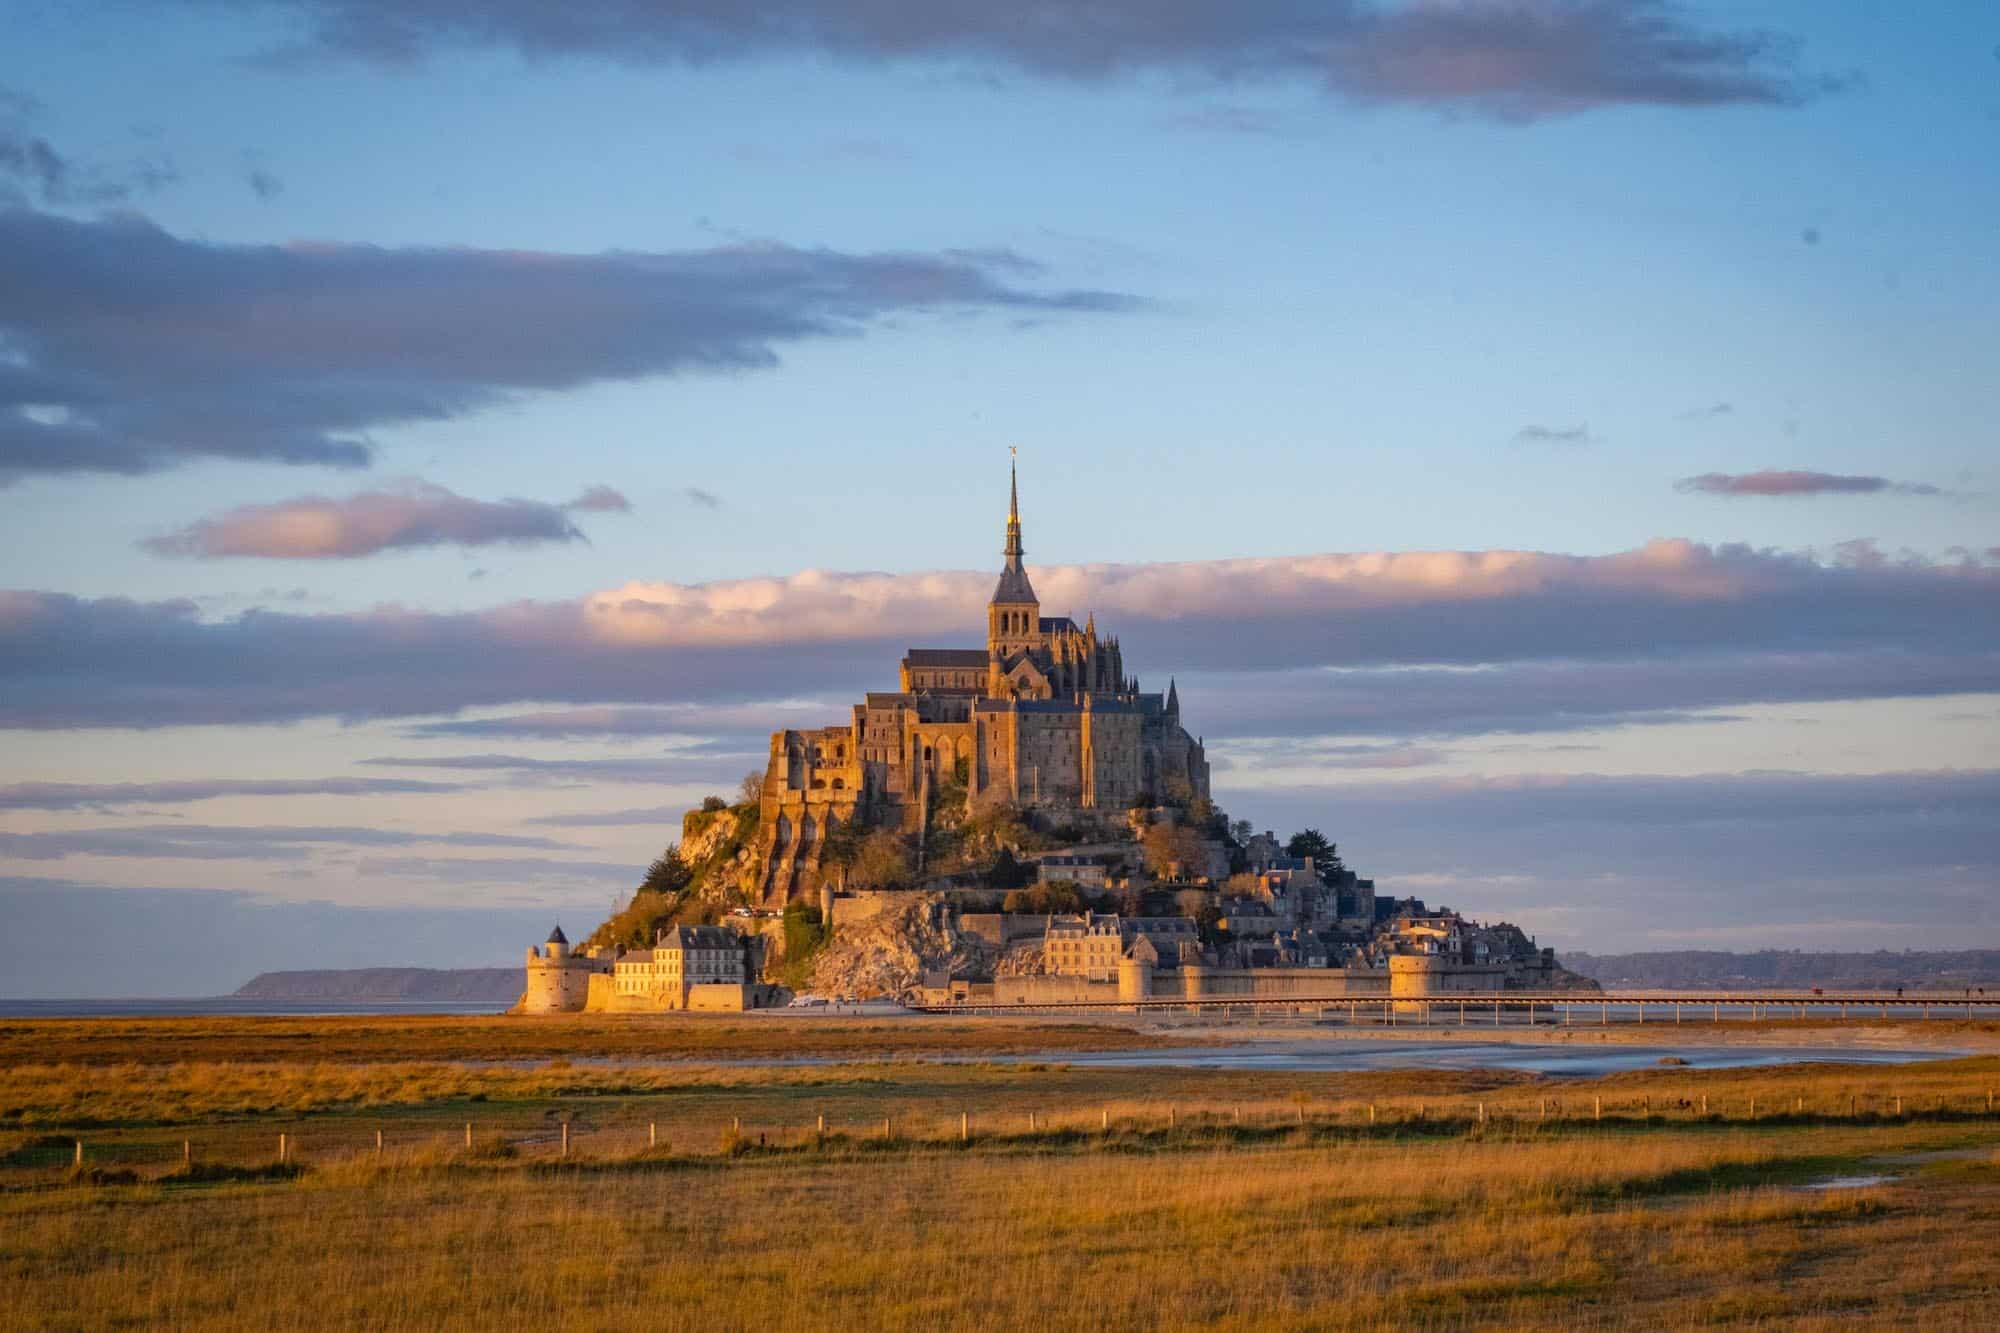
[807,894,993,1000]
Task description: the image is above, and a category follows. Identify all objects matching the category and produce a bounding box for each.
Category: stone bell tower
[987,452,1040,659]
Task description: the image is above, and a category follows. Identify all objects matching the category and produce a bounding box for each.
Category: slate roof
[903,648,989,667]
[992,561,1039,604]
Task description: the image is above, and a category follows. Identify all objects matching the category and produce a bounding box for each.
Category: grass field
[5,1018,1999,1329]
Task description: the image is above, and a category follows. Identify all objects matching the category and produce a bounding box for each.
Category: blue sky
[2,1,1996,994]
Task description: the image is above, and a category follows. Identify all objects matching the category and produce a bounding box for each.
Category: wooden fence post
[465,1123,473,1149]
[649,1122,657,1149]
[1593,1097,1601,1122]
[1477,1102,1486,1124]
[183,1139,191,1166]
[278,1133,287,1164]
[74,1139,82,1167]
[960,1112,969,1142]
[1370,1103,1377,1124]
[560,1122,569,1158]
[1102,1108,1109,1132]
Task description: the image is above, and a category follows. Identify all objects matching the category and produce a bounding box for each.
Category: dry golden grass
[0,1013,1181,1067]
[6,1125,1999,1330]
[8,1023,2000,1329]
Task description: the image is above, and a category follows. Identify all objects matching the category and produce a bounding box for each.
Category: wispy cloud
[1676,470,1943,497]
[0,777,462,810]
[1162,105,1290,136]
[0,209,1139,484]
[683,487,721,510]
[524,805,688,828]
[0,824,576,861]
[0,87,178,206]
[1675,401,1733,421]
[217,0,1845,121]
[140,480,634,559]
[1513,422,1595,445]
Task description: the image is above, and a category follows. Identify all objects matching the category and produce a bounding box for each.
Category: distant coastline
[1563,949,2000,992]
[232,967,522,1002]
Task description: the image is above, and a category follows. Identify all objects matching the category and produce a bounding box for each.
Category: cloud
[1513,422,1594,445]
[1183,650,2000,741]
[4,538,1997,730]
[216,0,1841,120]
[400,701,839,740]
[0,90,178,206]
[139,479,638,559]
[683,487,722,510]
[1229,768,2000,950]
[566,484,630,513]
[348,855,636,884]
[0,208,1138,484]
[1676,471,1943,497]
[525,805,688,827]
[246,166,283,199]
[1675,401,1732,421]
[361,752,754,785]
[0,878,587,996]
[1163,105,1290,136]
[0,824,577,861]
[0,776,463,810]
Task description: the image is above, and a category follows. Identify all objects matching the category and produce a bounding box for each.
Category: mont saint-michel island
[13,7,2000,1325]
[523,464,1574,1016]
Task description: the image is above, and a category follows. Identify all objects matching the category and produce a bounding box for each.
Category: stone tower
[987,454,1040,660]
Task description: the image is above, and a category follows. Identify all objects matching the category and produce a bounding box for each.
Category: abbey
[757,461,1209,901]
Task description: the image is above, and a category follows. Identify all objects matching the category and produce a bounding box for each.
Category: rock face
[807,894,993,1000]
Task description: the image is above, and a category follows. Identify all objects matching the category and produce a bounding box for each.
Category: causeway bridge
[912,990,2000,1023]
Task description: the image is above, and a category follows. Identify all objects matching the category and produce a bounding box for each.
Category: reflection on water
[1016,1042,1960,1078]
[1803,1175,1895,1190]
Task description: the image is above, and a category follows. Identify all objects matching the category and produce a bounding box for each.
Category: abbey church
[757,462,1210,900]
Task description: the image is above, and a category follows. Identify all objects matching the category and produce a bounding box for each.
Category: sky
[2,1,1996,995]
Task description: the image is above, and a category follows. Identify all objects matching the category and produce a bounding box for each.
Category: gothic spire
[991,448,1038,607]
[1004,448,1023,565]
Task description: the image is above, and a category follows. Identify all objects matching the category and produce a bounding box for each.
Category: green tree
[986,847,1036,891]
[1286,828,1340,869]
[1002,881,1084,915]
[850,829,914,888]
[640,846,694,895]
[820,815,866,871]
[1142,822,1207,879]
